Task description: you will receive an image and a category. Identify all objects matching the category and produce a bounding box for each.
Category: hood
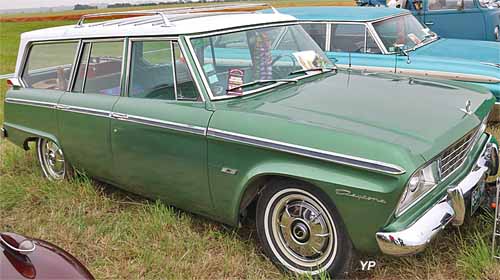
[210,71,494,172]
[410,38,500,81]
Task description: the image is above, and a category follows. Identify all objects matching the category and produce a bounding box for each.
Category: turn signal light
[492,202,497,209]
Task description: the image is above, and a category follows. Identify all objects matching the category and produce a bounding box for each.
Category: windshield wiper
[289,67,336,76]
[226,79,297,93]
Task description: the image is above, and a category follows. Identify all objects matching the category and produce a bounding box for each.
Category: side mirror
[393,44,407,56]
[457,0,465,10]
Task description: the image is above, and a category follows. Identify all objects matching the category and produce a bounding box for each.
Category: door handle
[425,21,434,26]
[110,112,129,120]
[56,104,70,110]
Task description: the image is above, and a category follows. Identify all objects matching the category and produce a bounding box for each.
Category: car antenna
[348,50,352,70]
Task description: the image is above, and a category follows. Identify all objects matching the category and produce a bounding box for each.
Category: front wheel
[36,138,72,180]
[256,180,353,278]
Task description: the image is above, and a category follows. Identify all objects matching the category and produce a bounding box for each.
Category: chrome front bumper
[376,138,498,256]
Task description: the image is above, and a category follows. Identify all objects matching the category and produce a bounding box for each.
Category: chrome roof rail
[75,3,279,27]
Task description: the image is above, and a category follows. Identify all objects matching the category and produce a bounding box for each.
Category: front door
[58,40,125,179]
[424,0,486,40]
[110,39,214,210]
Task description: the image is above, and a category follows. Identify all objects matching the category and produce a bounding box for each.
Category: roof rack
[76,3,279,27]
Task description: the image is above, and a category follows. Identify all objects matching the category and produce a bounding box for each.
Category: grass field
[1,2,500,279]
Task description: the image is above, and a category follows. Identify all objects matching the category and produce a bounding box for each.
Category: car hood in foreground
[210,71,494,172]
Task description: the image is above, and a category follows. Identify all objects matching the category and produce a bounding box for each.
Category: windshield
[372,14,436,52]
[189,24,334,99]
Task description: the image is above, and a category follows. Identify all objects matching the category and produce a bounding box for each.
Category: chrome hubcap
[40,140,65,180]
[270,192,336,269]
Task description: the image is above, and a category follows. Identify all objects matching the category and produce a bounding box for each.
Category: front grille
[438,127,480,179]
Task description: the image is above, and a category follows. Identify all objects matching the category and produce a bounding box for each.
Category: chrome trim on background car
[336,64,500,83]
[376,136,497,256]
[207,128,406,175]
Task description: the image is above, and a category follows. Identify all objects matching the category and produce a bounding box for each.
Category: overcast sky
[0,0,176,10]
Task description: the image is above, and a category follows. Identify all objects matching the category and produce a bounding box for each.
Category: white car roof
[15,11,296,75]
[20,12,296,42]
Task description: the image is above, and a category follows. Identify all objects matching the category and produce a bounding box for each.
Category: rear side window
[22,42,78,91]
[301,23,327,50]
[330,24,381,54]
[73,41,124,95]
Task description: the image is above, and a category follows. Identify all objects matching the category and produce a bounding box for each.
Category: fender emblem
[335,189,387,204]
[459,100,472,116]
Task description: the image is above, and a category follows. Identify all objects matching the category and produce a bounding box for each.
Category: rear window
[22,42,78,91]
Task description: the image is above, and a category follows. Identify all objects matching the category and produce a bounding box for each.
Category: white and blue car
[274,7,500,102]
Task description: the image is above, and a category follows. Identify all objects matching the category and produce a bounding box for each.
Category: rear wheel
[36,138,72,180]
[256,180,353,278]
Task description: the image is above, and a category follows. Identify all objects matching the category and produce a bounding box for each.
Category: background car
[275,7,500,103]
[0,232,94,279]
[357,0,500,41]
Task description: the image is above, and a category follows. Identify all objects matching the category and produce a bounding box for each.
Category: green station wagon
[2,5,499,277]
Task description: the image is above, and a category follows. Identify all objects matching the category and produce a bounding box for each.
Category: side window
[330,24,381,54]
[128,40,200,101]
[22,42,78,90]
[330,24,366,53]
[428,0,474,10]
[173,42,200,101]
[73,41,123,95]
[300,23,327,50]
[129,40,175,100]
[366,31,382,54]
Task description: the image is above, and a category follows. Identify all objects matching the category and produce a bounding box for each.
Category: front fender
[207,138,409,253]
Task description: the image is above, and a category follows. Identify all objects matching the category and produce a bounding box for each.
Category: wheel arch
[3,123,60,151]
[231,160,402,253]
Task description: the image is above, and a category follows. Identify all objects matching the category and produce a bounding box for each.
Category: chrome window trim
[171,41,178,101]
[207,128,406,175]
[124,36,205,102]
[81,42,93,93]
[325,23,332,52]
[184,22,299,101]
[68,40,83,92]
[299,21,387,55]
[20,39,81,89]
[178,38,206,102]
[73,38,126,94]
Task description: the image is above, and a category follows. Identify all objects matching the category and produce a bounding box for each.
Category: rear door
[424,0,486,39]
[57,39,125,179]
[5,41,78,141]
[110,39,213,210]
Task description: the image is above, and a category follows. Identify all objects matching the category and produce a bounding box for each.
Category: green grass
[1,12,500,279]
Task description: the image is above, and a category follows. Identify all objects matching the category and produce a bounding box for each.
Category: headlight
[495,25,499,41]
[396,161,439,216]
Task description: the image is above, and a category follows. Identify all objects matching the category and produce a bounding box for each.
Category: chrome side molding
[207,128,406,176]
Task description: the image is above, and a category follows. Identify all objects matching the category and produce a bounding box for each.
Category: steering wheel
[270,54,298,77]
